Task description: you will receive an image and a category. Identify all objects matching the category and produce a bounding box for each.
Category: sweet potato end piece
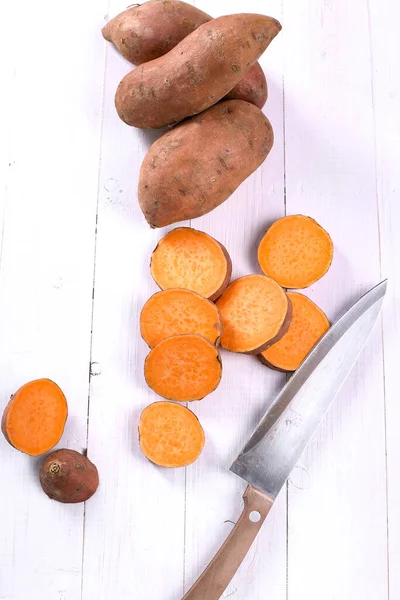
[40,449,99,503]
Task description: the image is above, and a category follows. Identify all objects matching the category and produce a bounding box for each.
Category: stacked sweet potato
[102,0,281,227]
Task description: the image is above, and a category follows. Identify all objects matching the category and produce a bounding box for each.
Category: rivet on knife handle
[182,486,274,600]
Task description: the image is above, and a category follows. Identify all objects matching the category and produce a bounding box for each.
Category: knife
[182,280,387,600]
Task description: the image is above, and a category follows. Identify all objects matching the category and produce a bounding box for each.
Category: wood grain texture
[282,0,388,599]
[369,0,400,597]
[184,2,287,599]
[81,2,189,599]
[0,0,107,598]
[0,0,398,598]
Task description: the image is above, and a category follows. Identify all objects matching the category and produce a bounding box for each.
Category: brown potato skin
[40,449,99,504]
[103,1,268,109]
[257,353,289,372]
[115,13,281,128]
[102,1,210,65]
[1,400,13,446]
[139,100,274,228]
[208,242,232,302]
[224,62,268,109]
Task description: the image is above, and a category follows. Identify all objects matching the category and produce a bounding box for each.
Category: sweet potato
[102,1,210,65]
[216,275,292,354]
[150,228,231,301]
[140,289,222,347]
[115,13,281,128]
[258,215,334,288]
[40,449,99,503]
[1,379,68,456]
[139,401,205,467]
[144,334,222,401]
[102,1,269,109]
[139,100,274,227]
[259,292,329,372]
[224,61,268,109]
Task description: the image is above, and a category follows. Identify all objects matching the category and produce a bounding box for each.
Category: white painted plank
[82,2,190,599]
[368,0,400,596]
[184,1,287,598]
[282,1,387,599]
[0,1,106,598]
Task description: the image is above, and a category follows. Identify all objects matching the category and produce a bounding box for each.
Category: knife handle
[182,485,274,600]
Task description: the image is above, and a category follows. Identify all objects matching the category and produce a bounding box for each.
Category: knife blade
[182,280,387,600]
[230,279,387,497]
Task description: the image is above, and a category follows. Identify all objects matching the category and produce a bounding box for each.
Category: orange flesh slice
[216,274,290,354]
[140,289,221,347]
[258,215,334,288]
[144,334,222,401]
[260,292,330,371]
[139,401,205,468]
[150,227,231,301]
[2,379,68,456]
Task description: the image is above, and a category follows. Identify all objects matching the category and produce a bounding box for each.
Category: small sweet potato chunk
[139,401,205,468]
[40,449,99,504]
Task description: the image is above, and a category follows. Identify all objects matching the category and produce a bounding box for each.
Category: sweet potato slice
[140,289,222,348]
[258,215,334,288]
[1,379,68,456]
[259,292,330,372]
[139,401,205,468]
[40,449,99,503]
[144,334,222,401]
[150,228,232,301]
[216,275,291,354]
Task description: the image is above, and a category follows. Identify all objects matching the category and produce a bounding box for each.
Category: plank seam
[80,4,111,597]
[281,0,289,597]
[366,1,390,598]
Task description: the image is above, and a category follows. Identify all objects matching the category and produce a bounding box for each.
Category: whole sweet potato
[138,99,274,227]
[103,1,268,109]
[115,13,281,128]
[102,0,210,65]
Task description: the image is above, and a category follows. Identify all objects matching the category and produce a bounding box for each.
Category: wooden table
[1,1,399,598]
